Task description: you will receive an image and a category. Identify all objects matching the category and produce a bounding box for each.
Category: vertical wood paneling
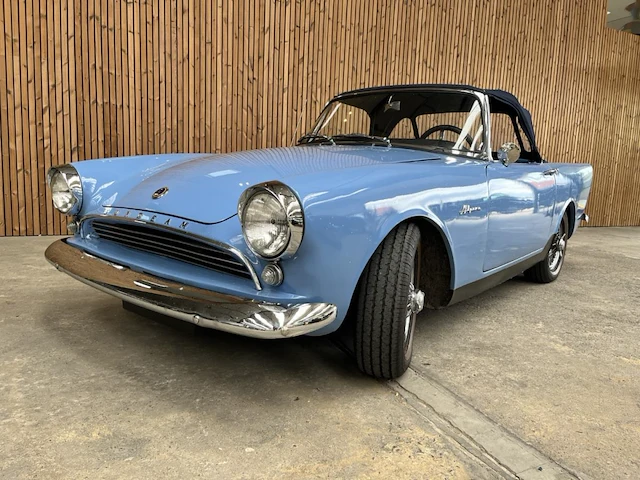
[0,1,10,236]
[25,0,38,234]
[5,0,19,234]
[12,0,26,235]
[0,0,639,235]
[33,0,46,233]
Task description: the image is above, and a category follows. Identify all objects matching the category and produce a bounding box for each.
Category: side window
[491,113,532,154]
[389,118,415,139]
[491,113,520,152]
[515,118,531,152]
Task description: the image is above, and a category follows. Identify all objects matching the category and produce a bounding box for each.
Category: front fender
[275,162,485,334]
[377,208,455,284]
[277,204,454,335]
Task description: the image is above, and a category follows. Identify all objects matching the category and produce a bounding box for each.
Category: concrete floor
[411,227,640,480]
[0,227,638,479]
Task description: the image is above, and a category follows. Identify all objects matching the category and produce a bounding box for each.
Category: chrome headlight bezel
[47,164,83,215]
[238,181,304,260]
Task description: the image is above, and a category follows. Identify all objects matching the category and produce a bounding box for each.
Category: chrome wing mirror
[497,142,521,166]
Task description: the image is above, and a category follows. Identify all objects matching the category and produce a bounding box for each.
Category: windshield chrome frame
[309,88,493,161]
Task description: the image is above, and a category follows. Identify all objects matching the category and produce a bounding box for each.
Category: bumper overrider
[45,239,337,338]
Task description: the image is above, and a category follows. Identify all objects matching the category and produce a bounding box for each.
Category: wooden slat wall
[0,0,639,235]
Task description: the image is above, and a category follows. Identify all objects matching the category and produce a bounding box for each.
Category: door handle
[543,168,559,176]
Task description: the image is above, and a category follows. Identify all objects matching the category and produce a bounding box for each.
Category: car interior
[329,89,542,163]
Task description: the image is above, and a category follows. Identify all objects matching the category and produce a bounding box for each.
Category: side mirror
[497,142,521,166]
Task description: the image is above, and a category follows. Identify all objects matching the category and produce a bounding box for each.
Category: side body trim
[448,235,554,305]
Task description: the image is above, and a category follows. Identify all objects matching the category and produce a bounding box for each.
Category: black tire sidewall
[354,223,421,379]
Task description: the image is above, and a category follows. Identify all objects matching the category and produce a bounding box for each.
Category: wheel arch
[565,201,576,238]
[346,214,455,318]
[555,199,576,239]
[410,216,455,308]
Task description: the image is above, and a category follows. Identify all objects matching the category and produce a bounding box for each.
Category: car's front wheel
[353,223,424,379]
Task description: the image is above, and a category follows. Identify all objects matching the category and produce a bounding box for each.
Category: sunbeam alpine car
[45,84,592,379]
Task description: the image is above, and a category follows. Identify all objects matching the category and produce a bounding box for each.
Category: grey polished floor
[1,227,639,479]
[410,227,640,480]
[0,236,492,479]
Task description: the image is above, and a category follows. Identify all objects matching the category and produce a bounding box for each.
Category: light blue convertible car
[45,84,592,379]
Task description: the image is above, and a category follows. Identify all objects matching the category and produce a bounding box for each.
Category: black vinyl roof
[334,84,541,161]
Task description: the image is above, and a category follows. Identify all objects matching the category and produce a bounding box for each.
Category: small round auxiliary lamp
[261,263,284,287]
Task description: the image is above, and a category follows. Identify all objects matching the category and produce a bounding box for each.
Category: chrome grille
[90,220,253,281]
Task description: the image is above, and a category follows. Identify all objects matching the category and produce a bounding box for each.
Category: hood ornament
[152,186,169,199]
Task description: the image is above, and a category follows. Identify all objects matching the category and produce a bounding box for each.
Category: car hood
[106,146,436,223]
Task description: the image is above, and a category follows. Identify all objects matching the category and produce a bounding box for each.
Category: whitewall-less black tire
[353,223,423,379]
[524,214,568,283]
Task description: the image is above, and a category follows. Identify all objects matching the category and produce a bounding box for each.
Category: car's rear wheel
[524,214,568,283]
[354,223,424,379]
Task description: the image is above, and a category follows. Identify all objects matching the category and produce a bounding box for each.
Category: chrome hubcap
[548,229,567,274]
[405,264,425,350]
[407,283,425,318]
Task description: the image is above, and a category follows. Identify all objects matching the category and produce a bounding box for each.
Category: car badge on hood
[152,186,169,199]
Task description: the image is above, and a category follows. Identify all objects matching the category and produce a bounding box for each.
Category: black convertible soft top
[334,84,542,162]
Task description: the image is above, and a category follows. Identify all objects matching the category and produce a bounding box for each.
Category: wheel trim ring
[404,271,415,347]
[548,223,567,274]
[404,250,419,356]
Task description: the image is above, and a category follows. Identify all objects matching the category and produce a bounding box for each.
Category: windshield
[300,90,486,157]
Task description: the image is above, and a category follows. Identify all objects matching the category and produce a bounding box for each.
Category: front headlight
[238,181,304,259]
[47,165,83,215]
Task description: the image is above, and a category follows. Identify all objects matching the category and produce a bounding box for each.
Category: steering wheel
[420,124,474,149]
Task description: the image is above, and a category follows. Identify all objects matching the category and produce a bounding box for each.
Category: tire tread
[355,223,420,379]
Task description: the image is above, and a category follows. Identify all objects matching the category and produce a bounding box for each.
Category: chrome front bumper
[45,239,337,339]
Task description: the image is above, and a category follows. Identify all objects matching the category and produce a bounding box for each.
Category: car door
[483,113,556,272]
